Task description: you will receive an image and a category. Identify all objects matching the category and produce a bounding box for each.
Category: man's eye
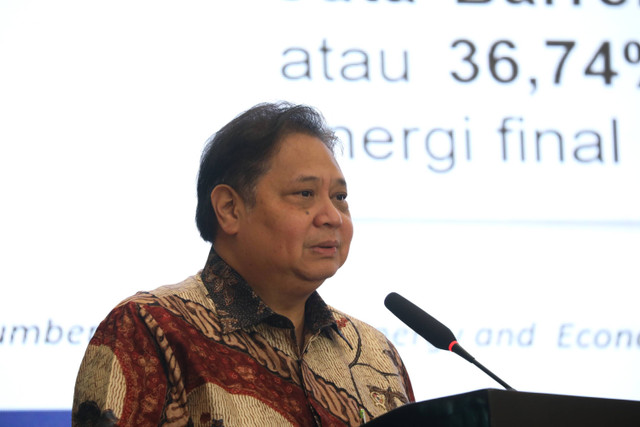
[336,193,348,201]
[300,190,313,197]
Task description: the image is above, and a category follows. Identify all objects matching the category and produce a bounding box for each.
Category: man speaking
[73,102,414,426]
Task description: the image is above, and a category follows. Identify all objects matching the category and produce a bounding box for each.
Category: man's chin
[294,257,347,282]
[296,267,340,285]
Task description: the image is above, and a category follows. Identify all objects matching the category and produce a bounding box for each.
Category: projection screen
[1,0,639,420]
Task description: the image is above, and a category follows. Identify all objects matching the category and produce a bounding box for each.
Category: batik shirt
[72,249,414,426]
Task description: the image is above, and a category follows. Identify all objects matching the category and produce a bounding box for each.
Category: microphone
[384,292,516,391]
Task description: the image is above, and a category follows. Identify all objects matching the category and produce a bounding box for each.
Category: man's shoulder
[324,305,410,388]
[327,306,391,344]
[115,273,209,308]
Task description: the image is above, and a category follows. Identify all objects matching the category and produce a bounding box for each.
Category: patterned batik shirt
[72,248,415,426]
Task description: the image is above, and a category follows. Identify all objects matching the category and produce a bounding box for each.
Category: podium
[365,388,640,426]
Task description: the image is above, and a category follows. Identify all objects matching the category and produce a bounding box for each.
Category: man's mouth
[311,241,339,255]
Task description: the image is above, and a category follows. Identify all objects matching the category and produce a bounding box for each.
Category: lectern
[365,388,640,427]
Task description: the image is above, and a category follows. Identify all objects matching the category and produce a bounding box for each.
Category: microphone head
[384,292,457,351]
[384,292,515,391]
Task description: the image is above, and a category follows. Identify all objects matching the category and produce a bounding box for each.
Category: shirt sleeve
[72,301,171,426]
[386,338,416,403]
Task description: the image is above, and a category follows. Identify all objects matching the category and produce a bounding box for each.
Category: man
[73,102,414,426]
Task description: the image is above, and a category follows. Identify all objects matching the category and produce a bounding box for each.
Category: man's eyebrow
[294,175,320,183]
[293,175,347,187]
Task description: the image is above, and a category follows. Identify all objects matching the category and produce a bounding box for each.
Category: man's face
[236,132,353,295]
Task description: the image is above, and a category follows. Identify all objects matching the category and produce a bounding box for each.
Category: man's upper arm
[72,302,169,426]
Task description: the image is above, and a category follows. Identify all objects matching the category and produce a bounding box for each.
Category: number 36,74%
[450,39,640,93]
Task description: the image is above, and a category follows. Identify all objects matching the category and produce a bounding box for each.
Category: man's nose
[313,196,343,228]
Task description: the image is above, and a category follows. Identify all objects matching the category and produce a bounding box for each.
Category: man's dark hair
[196,101,338,243]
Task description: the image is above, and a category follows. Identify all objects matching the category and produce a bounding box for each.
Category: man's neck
[214,242,317,351]
[251,285,308,350]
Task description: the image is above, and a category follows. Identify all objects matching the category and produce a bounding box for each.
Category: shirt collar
[200,247,342,338]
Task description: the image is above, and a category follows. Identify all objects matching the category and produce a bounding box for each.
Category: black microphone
[384,292,515,391]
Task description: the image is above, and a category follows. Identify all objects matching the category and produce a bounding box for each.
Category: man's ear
[210,184,244,236]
